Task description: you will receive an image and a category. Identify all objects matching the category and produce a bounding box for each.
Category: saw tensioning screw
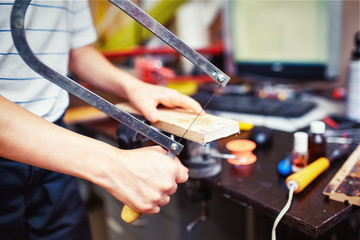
[170,143,179,152]
[217,74,226,83]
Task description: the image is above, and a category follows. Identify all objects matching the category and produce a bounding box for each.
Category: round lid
[310,121,326,134]
[226,139,256,152]
[293,131,308,154]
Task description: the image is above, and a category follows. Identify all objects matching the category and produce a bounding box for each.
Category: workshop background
[62,0,360,240]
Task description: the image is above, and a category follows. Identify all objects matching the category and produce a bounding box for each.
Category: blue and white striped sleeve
[70,0,97,50]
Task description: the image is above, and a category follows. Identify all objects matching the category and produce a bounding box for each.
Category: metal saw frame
[10,0,230,156]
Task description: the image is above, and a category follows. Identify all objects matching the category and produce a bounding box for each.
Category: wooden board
[323,144,360,206]
[64,102,240,144]
[64,105,108,124]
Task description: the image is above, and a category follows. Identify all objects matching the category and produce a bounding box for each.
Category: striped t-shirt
[0,0,97,122]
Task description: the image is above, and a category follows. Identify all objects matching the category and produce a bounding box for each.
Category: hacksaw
[10,0,231,223]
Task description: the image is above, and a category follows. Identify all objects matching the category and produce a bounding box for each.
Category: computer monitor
[224,0,342,81]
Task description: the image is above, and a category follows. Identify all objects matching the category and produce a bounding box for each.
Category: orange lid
[226,139,256,152]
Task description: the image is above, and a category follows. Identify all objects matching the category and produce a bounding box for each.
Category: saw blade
[178,85,222,143]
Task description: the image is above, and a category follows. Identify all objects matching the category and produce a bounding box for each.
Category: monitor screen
[225,0,342,80]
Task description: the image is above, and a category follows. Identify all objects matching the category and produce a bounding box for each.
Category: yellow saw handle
[286,157,330,193]
[121,205,141,223]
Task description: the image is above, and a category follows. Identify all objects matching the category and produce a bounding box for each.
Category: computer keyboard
[192,92,317,118]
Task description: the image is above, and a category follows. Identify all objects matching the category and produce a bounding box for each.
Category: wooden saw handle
[121,205,141,223]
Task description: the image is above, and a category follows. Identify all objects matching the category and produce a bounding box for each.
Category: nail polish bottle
[308,121,326,164]
[291,132,309,173]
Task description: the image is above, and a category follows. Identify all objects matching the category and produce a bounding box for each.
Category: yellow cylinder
[286,157,330,193]
[121,205,142,224]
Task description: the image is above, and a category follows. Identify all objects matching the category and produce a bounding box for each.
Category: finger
[174,157,189,174]
[137,200,161,215]
[158,195,171,207]
[150,145,168,155]
[180,95,204,115]
[135,99,159,123]
[147,205,161,215]
[174,159,189,183]
[167,183,178,196]
[160,91,203,115]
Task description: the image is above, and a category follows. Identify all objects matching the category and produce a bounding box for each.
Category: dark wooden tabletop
[71,116,359,238]
[205,130,358,238]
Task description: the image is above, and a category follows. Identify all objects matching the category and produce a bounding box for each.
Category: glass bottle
[291,132,309,173]
[346,31,360,121]
[308,121,326,164]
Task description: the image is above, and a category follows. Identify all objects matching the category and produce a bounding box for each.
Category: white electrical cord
[271,182,296,240]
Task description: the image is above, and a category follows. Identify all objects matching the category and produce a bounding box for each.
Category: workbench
[213,132,359,238]
[65,108,359,239]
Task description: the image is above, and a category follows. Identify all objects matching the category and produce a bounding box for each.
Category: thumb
[135,100,159,123]
[174,159,189,183]
[146,109,159,123]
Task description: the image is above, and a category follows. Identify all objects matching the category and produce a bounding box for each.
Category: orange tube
[286,157,330,193]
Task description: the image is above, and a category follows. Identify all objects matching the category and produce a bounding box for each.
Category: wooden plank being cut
[323,144,360,206]
[64,102,240,144]
[116,102,240,144]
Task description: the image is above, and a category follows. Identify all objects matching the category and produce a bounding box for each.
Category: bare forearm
[0,95,111,185]
[0,95,188,214]
[68,45,202,123]
[68,45,142,100]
